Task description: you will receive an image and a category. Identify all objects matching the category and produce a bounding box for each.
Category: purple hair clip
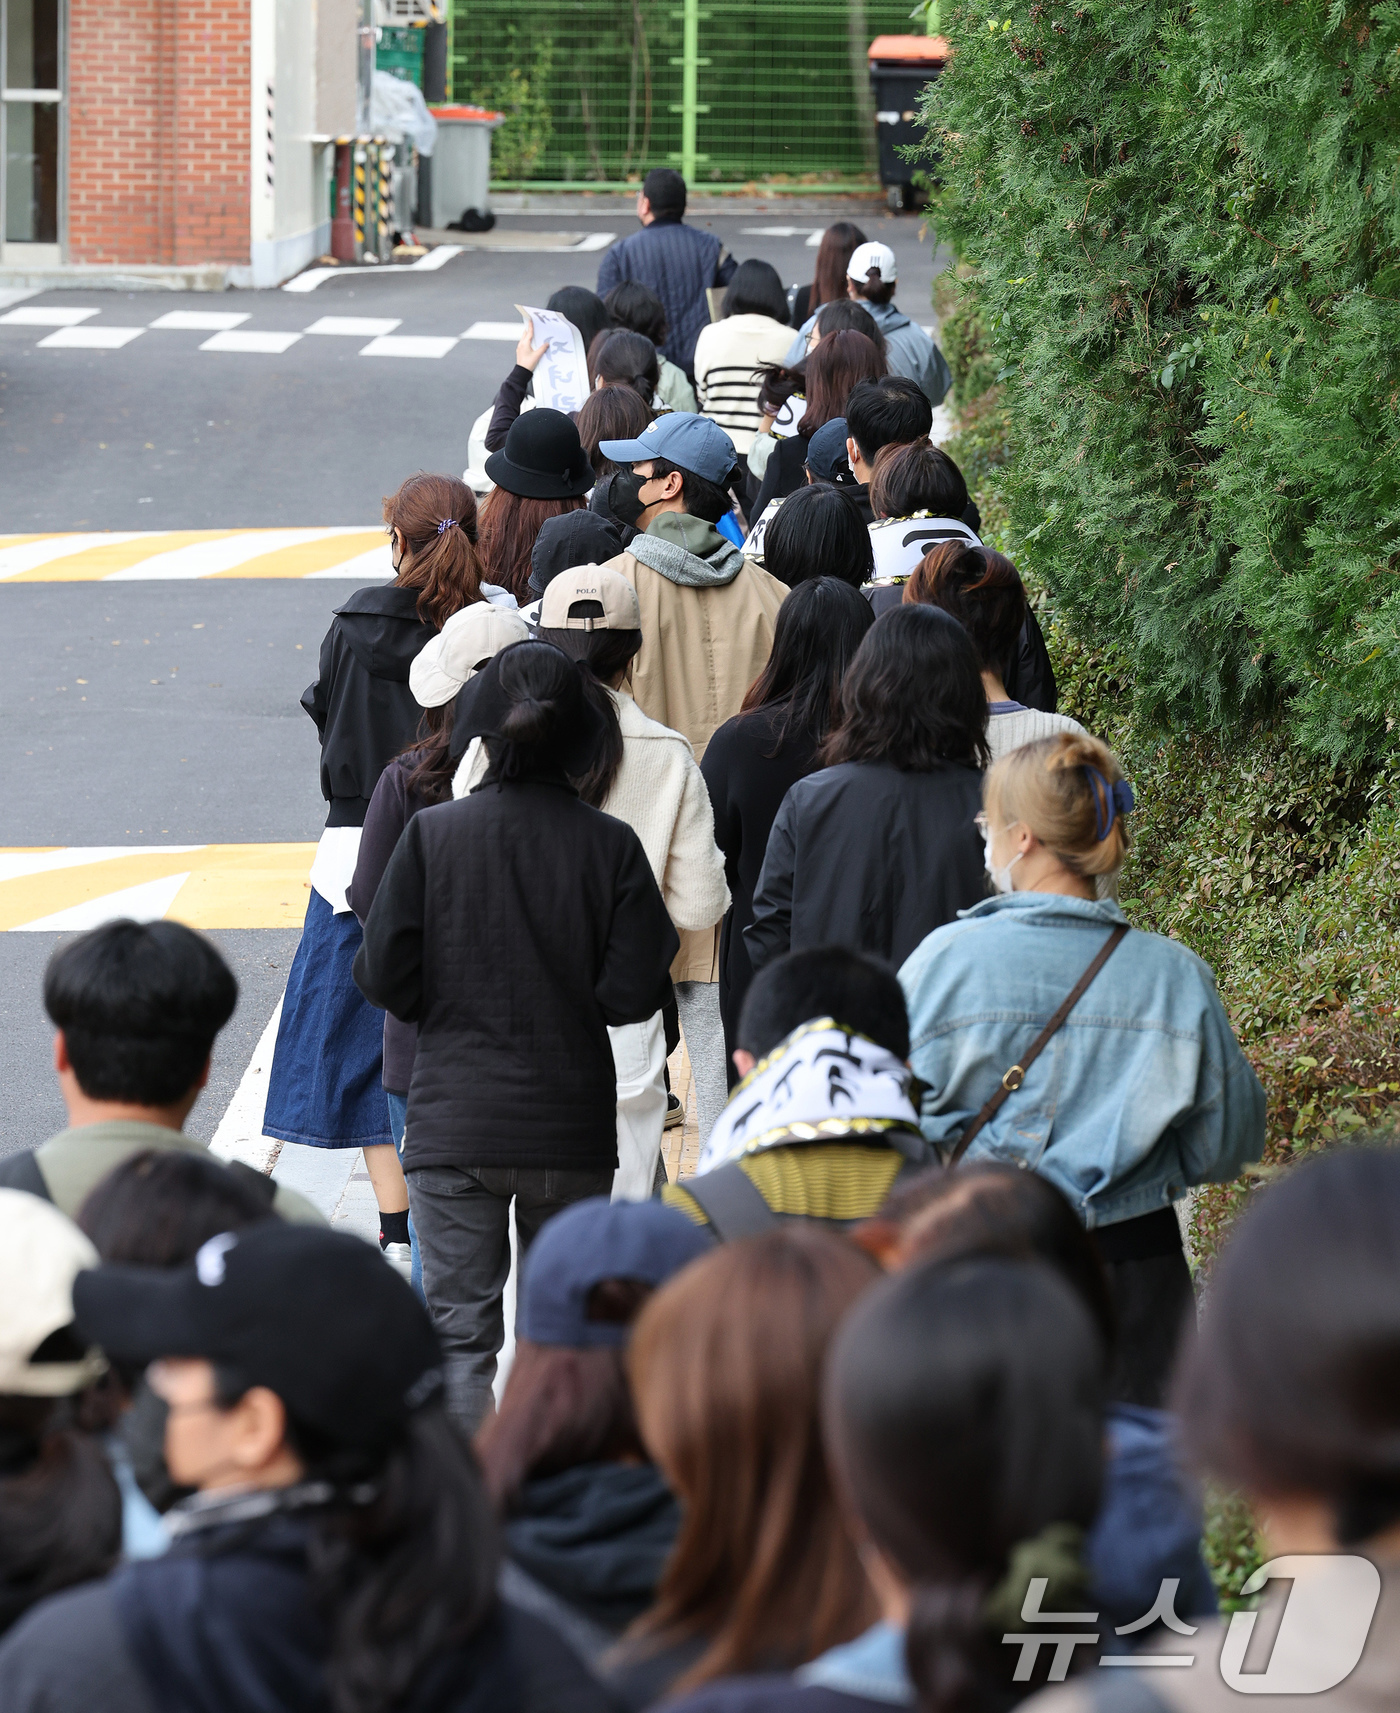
[437,517,458,535]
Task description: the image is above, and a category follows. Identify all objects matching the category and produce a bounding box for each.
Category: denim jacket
[898,893,1265,1228]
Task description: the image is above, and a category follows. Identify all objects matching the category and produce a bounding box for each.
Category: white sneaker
[381,1241,413,1281]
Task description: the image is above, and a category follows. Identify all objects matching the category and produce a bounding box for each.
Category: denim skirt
[264,887,392,1148]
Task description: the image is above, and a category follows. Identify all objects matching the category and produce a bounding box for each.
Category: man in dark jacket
[595,168,736,379]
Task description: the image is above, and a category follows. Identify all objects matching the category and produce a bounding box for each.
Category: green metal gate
[449,0,919,186]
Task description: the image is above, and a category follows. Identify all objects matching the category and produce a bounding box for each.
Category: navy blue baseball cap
[806,417,854,484]
[598,413,739,485]
[517,1197,713,1348]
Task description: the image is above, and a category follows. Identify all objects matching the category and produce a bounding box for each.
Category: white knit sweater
[453,688,729,934]
[987,705,1087,763]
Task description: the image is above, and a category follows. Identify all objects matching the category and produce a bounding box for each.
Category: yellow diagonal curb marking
[0,529,389,582]
[0,845,318,931]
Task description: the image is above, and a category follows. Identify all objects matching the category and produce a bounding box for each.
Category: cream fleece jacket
[454,688,729,936]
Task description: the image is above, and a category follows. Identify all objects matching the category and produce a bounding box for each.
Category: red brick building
[2,0,357,285]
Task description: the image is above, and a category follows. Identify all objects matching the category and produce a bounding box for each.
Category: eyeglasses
[974,812,991,835]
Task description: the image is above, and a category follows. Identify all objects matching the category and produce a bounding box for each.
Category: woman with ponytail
[899,733,1264,1406]
[660,1255,1105,1713]
[587,329,663,410]
[265,475,495,1282]
[354,640,678,1434]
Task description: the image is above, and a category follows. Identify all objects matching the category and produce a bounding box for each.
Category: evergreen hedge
[922,0,1400,763]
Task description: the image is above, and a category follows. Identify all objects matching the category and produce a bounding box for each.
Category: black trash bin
[868,35,948,211]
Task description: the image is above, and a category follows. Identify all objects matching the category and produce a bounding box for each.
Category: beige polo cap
[410,602,532,708]
[538,564,642,632]
[0,1189,107,1397]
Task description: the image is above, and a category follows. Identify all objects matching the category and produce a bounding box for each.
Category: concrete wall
[67,0,252,265]
[247,0,333,285]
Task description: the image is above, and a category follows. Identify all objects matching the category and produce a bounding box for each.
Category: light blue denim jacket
[898,893,1265,1228]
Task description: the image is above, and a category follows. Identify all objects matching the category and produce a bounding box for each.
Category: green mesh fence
[449,0,917,184]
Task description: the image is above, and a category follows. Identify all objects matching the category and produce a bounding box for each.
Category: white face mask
[983,828,1023,895]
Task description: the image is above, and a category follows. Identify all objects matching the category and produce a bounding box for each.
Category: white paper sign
[867,513,982,583]
[516,305,589,415]
[742,498,785,567]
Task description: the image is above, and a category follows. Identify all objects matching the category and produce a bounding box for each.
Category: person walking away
[482,285,614,454]
[841,375,932,521]
[349,603,532,1287]
[587,329,662,409]
[575,386,653,492]
[854,1162,1217,1631]
[476,1198,712,1665]
[595,168,737,380]
[479,411,595,604]
[1029,1145,1400,1713]
[660,1256,1105,1713]
[751,331,885,520]
[354,642,678,1430]
[746,302,885,494]
[864,438,981,597]
[692,260,793,454]
[746,606,987,974]
[596,413,788,1145]
[458,567,730,1199]
[906,542,1081,758]
[603,280,698,413]
[899,731,1265,1404]
[0,1219,618,1712]
[604,1229,879,1710]
[0,921,318,1226]
[265,475,489,1270]
[520,511,628,623]
[785,240,951,407]
[664,947,933,1239]
[700,579,873,1062]
[756,483,873,589]
[789,221,867,328]
[0,1191,120,1637]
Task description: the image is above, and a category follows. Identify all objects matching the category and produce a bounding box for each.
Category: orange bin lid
[428,105,504,122]
[867,34,950,61]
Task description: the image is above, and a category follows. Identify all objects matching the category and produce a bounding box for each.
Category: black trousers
[1093,1207,1196,1409]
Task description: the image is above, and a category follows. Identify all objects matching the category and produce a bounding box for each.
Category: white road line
[283,244,467,293]
[740,226,824,240]
[0,846,202,884]
[462,321,522,340]
[571,232,614,251]
[200,329,303,354]
[38,325,146,349]
[103,526,370,581]
[14,871,191,931]
[0,288,40,313]
[410,244,465,271]
[305,315,402,336]
[305,543,394,579]
[359,334,458,359]
[0,305,99,326]
[0,532,151,579]
[149,310,251,331]
[210,997,285,1175]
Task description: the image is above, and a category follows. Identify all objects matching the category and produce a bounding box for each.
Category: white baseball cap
[410,603,531,709]
[0,1189,107,1397]
[847,240,898,284]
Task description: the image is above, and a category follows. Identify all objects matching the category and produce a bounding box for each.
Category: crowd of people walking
[0,173,1390,1713]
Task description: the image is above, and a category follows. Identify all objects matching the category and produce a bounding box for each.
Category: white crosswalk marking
[0,305,99,326]
[462,321,523,340]
[37,325,145,349]
[359,334,458,359]
[200,329,302,354]
[148,311,251,331]
[305,315,403,336]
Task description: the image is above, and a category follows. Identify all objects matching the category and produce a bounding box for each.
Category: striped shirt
[693,313,798,453]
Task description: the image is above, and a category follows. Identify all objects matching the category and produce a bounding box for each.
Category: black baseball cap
[72,1221,443,1453]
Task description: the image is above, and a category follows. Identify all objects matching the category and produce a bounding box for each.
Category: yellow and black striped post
[352,144,368,259]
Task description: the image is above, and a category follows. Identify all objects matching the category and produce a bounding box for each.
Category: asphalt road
[1,204,948,1156]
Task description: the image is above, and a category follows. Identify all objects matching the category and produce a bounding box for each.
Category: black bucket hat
[485,408,594,500]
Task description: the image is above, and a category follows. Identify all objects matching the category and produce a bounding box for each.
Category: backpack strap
[948,924,1129,1169]
[0,1149,53,1201]
[682,1161,778,1241]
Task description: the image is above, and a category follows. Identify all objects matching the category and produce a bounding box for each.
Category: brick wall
[67,0,251,265]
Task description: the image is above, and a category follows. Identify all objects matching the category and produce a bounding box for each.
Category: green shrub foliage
[923,0,1400,762]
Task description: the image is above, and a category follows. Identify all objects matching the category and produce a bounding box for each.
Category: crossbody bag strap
[682,1160,779,1241]
[946,924,1129,1170]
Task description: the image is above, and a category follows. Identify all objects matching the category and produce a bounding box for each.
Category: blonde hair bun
[985,732,1131,878]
